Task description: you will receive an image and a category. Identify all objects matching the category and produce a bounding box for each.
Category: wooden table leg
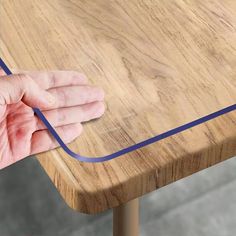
[113,198,139,236]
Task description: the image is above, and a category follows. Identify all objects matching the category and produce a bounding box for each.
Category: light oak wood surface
[1,0,236,213]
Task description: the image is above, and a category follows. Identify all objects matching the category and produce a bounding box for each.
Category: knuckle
[59,88,67,105]
[57,109,66,124]
[16,73,30,82]
[16,73,35,87]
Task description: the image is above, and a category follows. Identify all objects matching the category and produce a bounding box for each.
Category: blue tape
[0,57,235,162]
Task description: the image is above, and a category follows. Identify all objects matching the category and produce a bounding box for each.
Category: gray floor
[0,156,236,236]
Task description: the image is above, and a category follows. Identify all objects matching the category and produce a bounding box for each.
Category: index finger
[14,70,88,89]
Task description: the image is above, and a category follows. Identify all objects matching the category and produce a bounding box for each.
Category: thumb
[0,73,56,109]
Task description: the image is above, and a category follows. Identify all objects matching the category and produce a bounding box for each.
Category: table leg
[113,198,139,236]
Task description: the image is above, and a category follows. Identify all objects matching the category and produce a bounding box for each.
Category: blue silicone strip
[0,57,235,163]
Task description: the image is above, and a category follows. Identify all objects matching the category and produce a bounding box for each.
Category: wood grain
[1,0,236,213]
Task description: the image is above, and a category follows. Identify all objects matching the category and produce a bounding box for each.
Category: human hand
[0,69,105,169]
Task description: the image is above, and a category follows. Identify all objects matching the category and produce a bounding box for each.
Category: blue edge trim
[0,57,235,163]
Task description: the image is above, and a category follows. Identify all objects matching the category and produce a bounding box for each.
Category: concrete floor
[0,156,236,236]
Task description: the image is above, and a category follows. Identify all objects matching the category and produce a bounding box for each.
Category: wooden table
[1,0,236,235]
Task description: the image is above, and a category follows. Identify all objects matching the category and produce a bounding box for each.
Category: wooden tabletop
[1,0,236,214]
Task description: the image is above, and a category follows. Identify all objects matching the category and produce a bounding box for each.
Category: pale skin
[0,69,105,169]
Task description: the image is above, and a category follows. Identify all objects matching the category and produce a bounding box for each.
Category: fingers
[0,67,6,76]
[22,71,88,89]
[30,123,83,155]
[43,85,105,110]
[36,101,105,130]
[0,74,56,109]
